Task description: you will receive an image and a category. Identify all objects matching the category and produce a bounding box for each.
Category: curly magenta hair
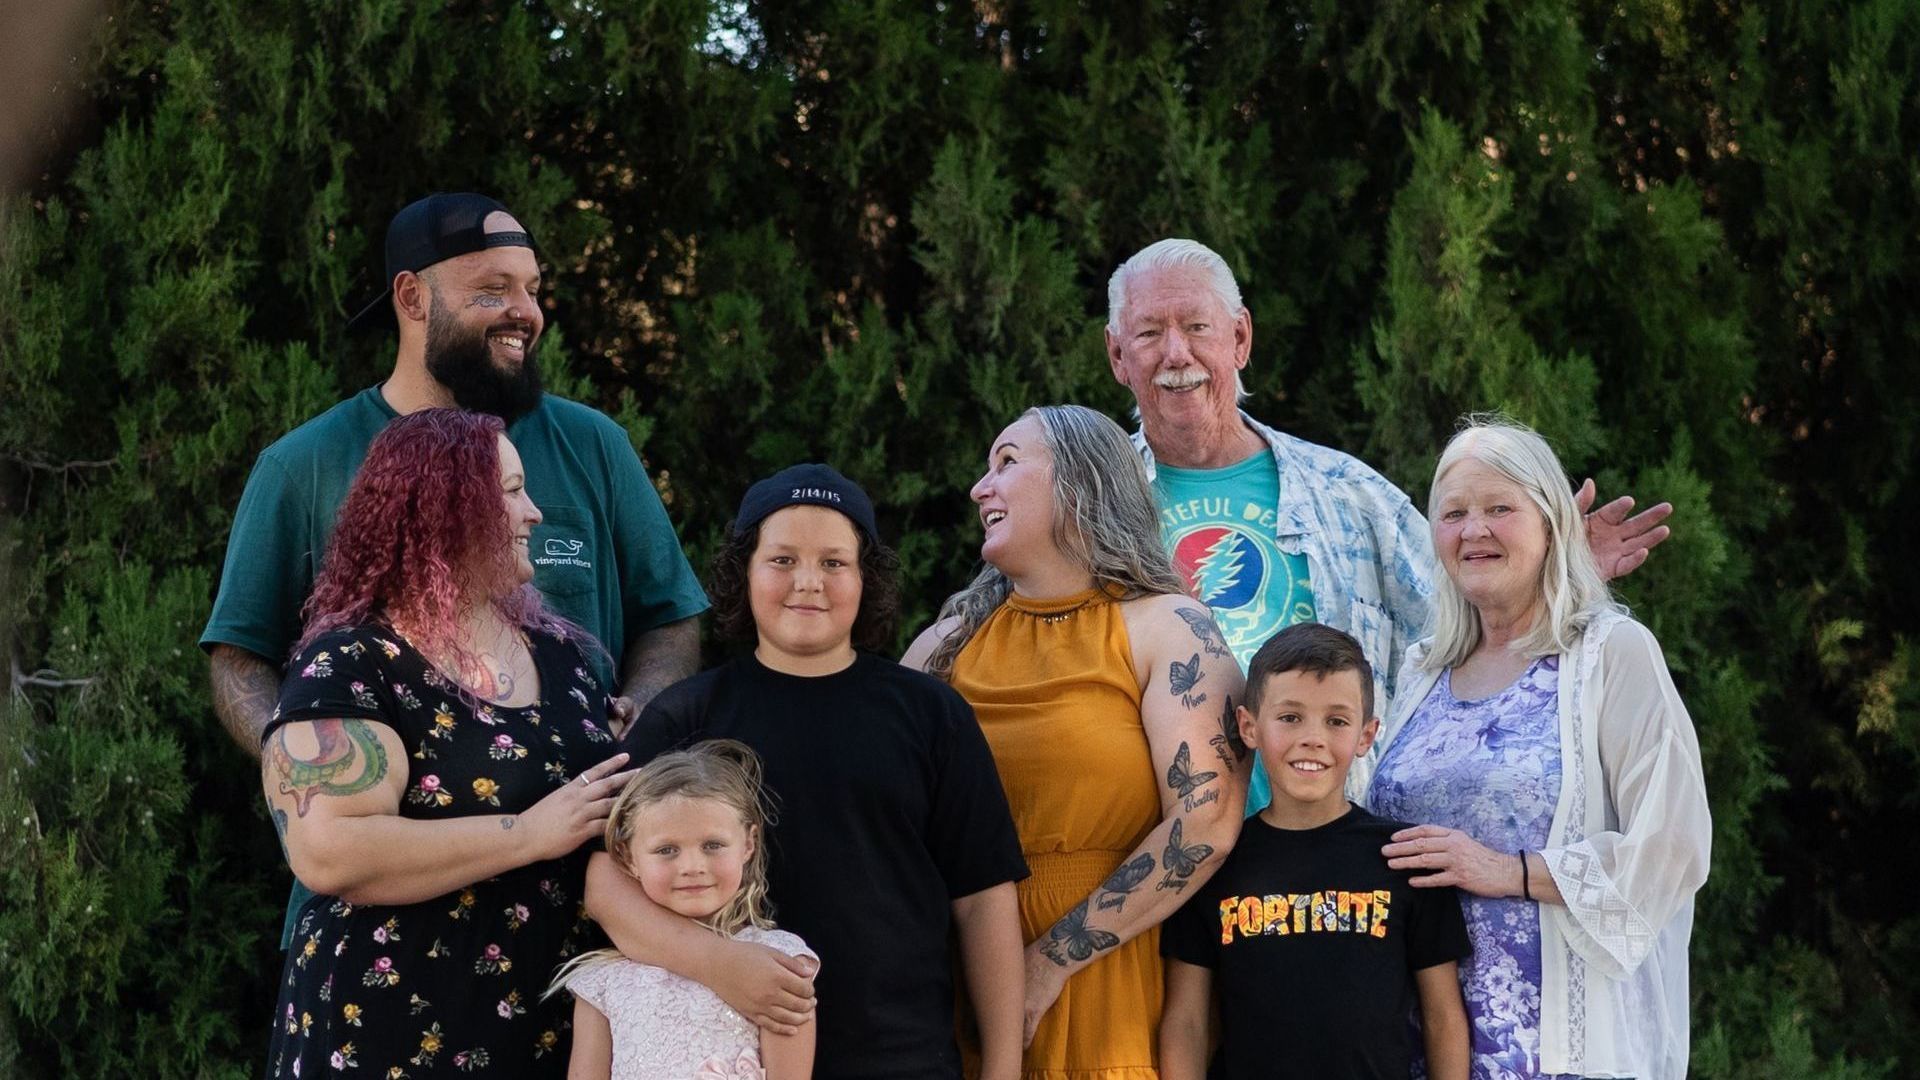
[296,408,578,672]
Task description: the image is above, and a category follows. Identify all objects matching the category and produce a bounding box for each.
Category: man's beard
[424,305,544,423]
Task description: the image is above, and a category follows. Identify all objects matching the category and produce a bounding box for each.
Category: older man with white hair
[1104,238,1671,813]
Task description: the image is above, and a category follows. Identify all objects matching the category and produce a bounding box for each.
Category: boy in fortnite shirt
[1159,623,1470,1080]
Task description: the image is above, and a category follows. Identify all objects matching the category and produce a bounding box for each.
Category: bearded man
[202,193,711,934]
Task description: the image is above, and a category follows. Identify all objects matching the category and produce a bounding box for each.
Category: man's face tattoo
[423,289,544,423]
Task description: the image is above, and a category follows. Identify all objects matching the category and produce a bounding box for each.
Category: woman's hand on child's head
[514,753,636,862]
[709,938,818,1035]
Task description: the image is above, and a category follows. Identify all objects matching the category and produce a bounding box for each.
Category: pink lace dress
[565,925,813,1079]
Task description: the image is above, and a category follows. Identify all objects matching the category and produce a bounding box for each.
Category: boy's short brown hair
[1243,623,1375,720]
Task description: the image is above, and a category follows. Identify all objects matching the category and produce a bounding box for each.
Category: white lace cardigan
[1349,610,1713,1079]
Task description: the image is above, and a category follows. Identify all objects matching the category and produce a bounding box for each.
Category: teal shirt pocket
[530,504,598,603]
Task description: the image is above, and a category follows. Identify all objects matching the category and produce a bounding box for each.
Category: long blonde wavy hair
[545,739,777,998]
[924,404,1187,681]
[1421,415,1623,670]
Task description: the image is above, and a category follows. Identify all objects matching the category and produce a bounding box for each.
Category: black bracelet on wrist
[1519,851,1533,901]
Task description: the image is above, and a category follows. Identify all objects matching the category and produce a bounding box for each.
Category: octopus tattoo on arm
[266,718,390,817]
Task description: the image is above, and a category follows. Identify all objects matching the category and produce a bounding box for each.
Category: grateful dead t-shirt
[1154,452,1318,814]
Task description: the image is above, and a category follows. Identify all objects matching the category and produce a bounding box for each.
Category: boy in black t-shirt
[588,464,1028,1080]
[1160,623,1470,1080]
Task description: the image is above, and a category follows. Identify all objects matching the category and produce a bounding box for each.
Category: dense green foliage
[3,1,1915,1074]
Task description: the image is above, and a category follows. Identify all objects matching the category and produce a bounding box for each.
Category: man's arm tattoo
[617,617,701,714]
[266,718,390,817]
[211,646,283,759]
[270,807,291,862]
[1094,853,1155,912]
[1175,607,1232,660]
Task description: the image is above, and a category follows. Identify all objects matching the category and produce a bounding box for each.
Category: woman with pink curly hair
[259,408,638,1078]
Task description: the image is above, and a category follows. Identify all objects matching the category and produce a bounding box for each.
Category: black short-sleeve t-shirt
[1161,805,1471,1080]
[619,651,1028,1080]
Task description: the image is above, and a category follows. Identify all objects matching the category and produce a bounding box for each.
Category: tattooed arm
[607,615,701,735]
[210,645,283,759]
[1017,596,1247,1044]
[262,718,632,905]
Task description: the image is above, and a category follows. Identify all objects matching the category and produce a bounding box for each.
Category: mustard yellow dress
[951,586,1162,1080]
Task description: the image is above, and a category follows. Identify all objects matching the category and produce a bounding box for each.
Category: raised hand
[1576,478,1674,581]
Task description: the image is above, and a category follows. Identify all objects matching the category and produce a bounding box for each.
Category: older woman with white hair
[1356,416,1711,1080]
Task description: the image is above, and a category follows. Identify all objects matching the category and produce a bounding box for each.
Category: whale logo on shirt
[544,538,584,557]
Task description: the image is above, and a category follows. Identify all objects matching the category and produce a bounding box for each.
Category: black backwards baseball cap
[346,192,539,331]
[733,464,879,544]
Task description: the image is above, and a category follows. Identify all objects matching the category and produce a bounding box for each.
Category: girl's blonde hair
[925,404,1187,680]
[545,739,777,998]
[1421,415,1623,670]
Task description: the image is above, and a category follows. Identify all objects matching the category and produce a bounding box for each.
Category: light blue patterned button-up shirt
[1134,412,1437,734]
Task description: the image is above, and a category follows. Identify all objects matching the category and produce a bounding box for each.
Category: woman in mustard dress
[905,405,1247,1080]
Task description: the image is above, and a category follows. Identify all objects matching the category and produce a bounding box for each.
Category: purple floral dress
[264,624,617,1078]
[1368,655,1578,1080]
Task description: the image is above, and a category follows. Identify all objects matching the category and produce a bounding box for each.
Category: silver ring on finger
[577,772,592,786]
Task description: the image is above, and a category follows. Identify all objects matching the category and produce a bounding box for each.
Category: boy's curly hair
[707,517,901,651]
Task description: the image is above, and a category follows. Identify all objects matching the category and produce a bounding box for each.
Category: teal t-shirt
[202,386,709,686]
[1153,452,1316,815]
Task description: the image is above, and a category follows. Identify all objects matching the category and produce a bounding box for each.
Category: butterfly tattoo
[1157,818,1215,891]
[1095,853,1156,912]
[1176,607,1231,660]
[1169,652,1207,708]
[1166,742,1219,800]
[1209,692,1248,769]
[1045,899,1120,965]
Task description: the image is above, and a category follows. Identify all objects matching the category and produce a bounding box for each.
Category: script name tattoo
[1157,817,1215,892]
[1094,853,1156,912]
[1176,607,1231,661]
[1168,652,1207,708]
[1209,693,1247,772]
[466,292,506,309]
[1041,898,1120,967]
[267,718,390,817]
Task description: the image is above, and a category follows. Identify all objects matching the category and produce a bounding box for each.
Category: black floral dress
[264,624,617,1079]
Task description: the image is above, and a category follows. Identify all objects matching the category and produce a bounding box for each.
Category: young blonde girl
[549,739,815,1080]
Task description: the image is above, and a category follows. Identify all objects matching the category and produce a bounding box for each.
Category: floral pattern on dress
[264,624,615,1079]
[1369,655,1578,1080]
